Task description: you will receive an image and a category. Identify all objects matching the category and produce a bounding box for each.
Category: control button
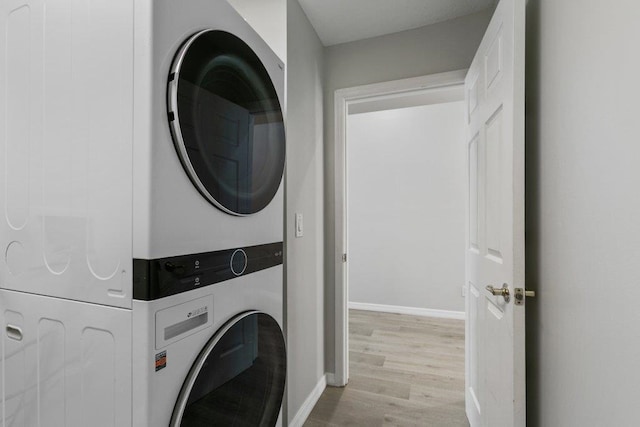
[165,262,185,275]
[230,249,248,276]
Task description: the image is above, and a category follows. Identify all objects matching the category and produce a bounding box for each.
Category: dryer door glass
[171,311,286,426]
[168,30,285,216]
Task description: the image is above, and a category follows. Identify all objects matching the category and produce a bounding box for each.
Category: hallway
[305,310,467,426]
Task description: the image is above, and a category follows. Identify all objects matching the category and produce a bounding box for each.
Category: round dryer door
[170,311,286,427]
[168,30,285,216]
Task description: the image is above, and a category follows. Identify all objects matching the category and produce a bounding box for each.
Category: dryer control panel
[133,242,283,300]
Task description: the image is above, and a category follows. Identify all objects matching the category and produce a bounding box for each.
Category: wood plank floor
[304,310,468,427]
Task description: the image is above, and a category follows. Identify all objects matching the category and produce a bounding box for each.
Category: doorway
[332,70,468,385]
[346,89,466,317]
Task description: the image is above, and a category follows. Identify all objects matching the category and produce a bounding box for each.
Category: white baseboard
[288,374,326,427]
[348,301,465,320]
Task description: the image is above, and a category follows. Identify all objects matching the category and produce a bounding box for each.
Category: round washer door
[168,30,285,216]
[171,311,286,427]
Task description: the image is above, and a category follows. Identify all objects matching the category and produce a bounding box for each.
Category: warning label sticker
[155,351,167,372]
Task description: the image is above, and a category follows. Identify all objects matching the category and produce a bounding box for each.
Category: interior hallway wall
[347,103,465,313]
[525,0,640,425]
[323,10,493,375]
[286,0,325,424]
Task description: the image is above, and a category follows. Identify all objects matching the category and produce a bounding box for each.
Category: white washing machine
[132,263,285,426]
[0,0,286,425]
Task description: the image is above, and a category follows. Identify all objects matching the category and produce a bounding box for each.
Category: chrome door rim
[167,29,248,217]
[169,310,285,426]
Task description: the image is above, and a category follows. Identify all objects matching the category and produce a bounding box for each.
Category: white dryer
[135,0,286,261]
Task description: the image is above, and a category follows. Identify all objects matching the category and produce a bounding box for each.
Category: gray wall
[525,0,640,425]
[285,0,325,423]
[347,103,466,313]
[323,10,492,375]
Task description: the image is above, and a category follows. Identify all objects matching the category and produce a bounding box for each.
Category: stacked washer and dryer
[0,1,285,426]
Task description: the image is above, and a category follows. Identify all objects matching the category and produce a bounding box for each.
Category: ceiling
[297,0,496,46]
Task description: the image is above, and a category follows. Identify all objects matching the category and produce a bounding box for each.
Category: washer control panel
[133,242,283,300]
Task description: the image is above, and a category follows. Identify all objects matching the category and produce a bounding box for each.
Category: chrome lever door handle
[486,283,510,302]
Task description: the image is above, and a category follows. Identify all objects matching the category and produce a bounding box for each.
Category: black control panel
[133,242,283,301]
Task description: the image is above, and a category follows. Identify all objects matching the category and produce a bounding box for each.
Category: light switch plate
[295,213,303,237]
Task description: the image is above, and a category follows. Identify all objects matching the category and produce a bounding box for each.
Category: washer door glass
[171,311,286,427]
[168,30,285,216]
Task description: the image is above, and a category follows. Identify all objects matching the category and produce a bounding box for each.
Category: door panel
[485,106,504,262]
[468,135,480,252]
[465,0,526,425]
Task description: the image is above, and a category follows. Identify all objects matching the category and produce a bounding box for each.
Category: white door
[464,0,526,425]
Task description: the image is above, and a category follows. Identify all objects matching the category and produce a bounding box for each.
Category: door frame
[331,69,468,386]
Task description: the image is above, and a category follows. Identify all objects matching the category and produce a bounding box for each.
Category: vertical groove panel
[81,328,115,427]
[485,106,503,261]
[5,5,31,231]
[37,319,65,426]
[468,284,481,412]
[42,0,73,275]
[84,0,132,285]
[469,135,479,251]
[485,28,503,91]
[468,77,478,122]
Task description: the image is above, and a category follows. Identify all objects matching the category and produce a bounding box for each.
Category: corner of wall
[285,0,326,424]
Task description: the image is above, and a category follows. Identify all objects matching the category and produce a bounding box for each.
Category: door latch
[485,284,510,302]
[514,288,536,306]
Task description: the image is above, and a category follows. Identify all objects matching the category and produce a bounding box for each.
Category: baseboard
[288,374,326,427]
[348,301,465,320]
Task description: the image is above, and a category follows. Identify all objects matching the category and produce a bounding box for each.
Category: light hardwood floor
[304,310,468,427]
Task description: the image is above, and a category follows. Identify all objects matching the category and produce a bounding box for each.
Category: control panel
[133,242,283,300]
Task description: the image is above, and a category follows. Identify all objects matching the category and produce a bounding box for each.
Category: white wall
[285,0,325,425]
[323,10,492,374]
[347,102,465,313]
[525,0,640,425]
